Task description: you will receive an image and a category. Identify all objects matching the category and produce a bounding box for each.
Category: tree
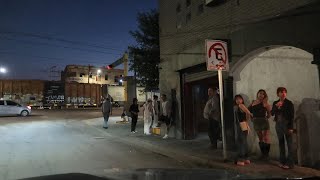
[128,9,159,91]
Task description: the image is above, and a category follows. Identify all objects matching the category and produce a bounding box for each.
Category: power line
[0,36,123,55]
[0,30,125,51]
[0,51,112,66]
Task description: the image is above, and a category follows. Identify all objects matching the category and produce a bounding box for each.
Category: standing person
[102,97,112,129]
[152,95,160,128]
[271,87,295,169]
[203,88,221,149]
[248,89,272,159]
[234,95,253,166]
[160,94,171,139]
[129,98,139,133]
[143,99,153,135]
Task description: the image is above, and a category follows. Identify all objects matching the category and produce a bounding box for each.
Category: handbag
[239,121,249,131]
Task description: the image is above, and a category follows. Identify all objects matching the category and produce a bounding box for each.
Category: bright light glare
[97,69,101,74]
[120,79,123,83]
[0,67,6,73]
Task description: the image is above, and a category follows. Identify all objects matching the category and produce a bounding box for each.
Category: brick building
[61,65,124,85]
[159,0,320,166]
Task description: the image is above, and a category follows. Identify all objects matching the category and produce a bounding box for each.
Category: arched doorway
[230,46,320,159]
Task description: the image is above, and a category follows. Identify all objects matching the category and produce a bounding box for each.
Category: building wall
[63,65,124,85]
[159,0,320,138]
[235,47,319,157]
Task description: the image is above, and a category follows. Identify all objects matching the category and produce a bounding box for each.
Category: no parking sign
[205,40,229,71]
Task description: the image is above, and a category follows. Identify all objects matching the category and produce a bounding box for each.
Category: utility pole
[88,64,90,84]
[123,52,128,102]
[49,66,60,81]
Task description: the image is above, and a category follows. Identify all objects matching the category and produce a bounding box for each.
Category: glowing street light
[97,69,101,74]
[0,67,6,73]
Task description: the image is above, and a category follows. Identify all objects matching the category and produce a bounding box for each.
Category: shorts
[253,117,270,131]
[160,115,170,126]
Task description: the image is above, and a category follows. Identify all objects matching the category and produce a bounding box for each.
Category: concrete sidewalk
[83,116,320,179]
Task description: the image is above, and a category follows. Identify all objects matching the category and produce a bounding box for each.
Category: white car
[0,100,32,117]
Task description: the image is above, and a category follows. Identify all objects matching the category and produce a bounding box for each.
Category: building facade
[61,65,124,85]
[159,0,320,166]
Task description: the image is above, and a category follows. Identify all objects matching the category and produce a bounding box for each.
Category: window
[186,13,191,23]
[105,74,108,80]
[176,3,181,13]
[6,101,18,106]
[30,97,36,101]
[186,0,191,7]
[80,73,85,77]
[0,100,4,105]
[114,76,119,83]
[67,72,76,77]
[198,4,204,14]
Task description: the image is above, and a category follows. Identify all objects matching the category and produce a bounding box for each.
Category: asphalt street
[0,109,188,180]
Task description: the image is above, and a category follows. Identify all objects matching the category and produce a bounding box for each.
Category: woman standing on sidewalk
[234,95,253,166]
[249,89,272,160]
[143,99,153,135]
[271,87,295,169]
[129,98,139,133]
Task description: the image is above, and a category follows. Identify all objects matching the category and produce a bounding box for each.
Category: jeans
[103,113,110,128]
[275,121,294,166]
[131,115,138,132]
[235,124,249,160]
[208,119,221,146]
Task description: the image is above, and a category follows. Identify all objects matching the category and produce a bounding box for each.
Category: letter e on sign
[205,40,229,71]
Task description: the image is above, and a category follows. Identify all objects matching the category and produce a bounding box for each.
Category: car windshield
[0,1,319,180]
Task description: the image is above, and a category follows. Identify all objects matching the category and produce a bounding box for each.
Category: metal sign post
[218,68,227,160]
[205,40,229,161]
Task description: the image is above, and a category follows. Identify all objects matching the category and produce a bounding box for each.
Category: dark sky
[0,0,157,80]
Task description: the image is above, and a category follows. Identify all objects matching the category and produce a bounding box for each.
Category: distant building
[61,65,124,85]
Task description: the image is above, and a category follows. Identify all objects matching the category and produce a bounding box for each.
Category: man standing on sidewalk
[160,94,172,139]
[203,88,221,149]
[102,97,112,129]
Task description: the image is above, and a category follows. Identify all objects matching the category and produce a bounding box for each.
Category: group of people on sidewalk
[204,87,295,169]
[128,94,173,139]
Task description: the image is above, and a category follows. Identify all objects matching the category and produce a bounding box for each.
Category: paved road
[0,111,188,180]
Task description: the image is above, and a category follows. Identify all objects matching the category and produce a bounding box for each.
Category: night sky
[0,0,157,80]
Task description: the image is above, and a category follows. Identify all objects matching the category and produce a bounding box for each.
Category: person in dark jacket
[102,97,112,129]
[271,87,295,169]
[129,98,139,133]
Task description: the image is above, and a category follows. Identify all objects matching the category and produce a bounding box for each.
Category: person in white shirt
[152,95,160,128]
[160,94,171,139]
[143,99,153,135]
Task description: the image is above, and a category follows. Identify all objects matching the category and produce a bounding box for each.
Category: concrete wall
[159,0,320,140]
[234,47,319,157]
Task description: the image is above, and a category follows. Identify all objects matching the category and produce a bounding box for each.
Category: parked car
[0,100,32,117]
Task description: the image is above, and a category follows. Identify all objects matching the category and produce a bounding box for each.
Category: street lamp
[0,67,6,74]
[97,69,101,74]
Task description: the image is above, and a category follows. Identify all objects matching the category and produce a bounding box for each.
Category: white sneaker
[134,131,138,133]
[131,131,136,134]
[162,134,168,139]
